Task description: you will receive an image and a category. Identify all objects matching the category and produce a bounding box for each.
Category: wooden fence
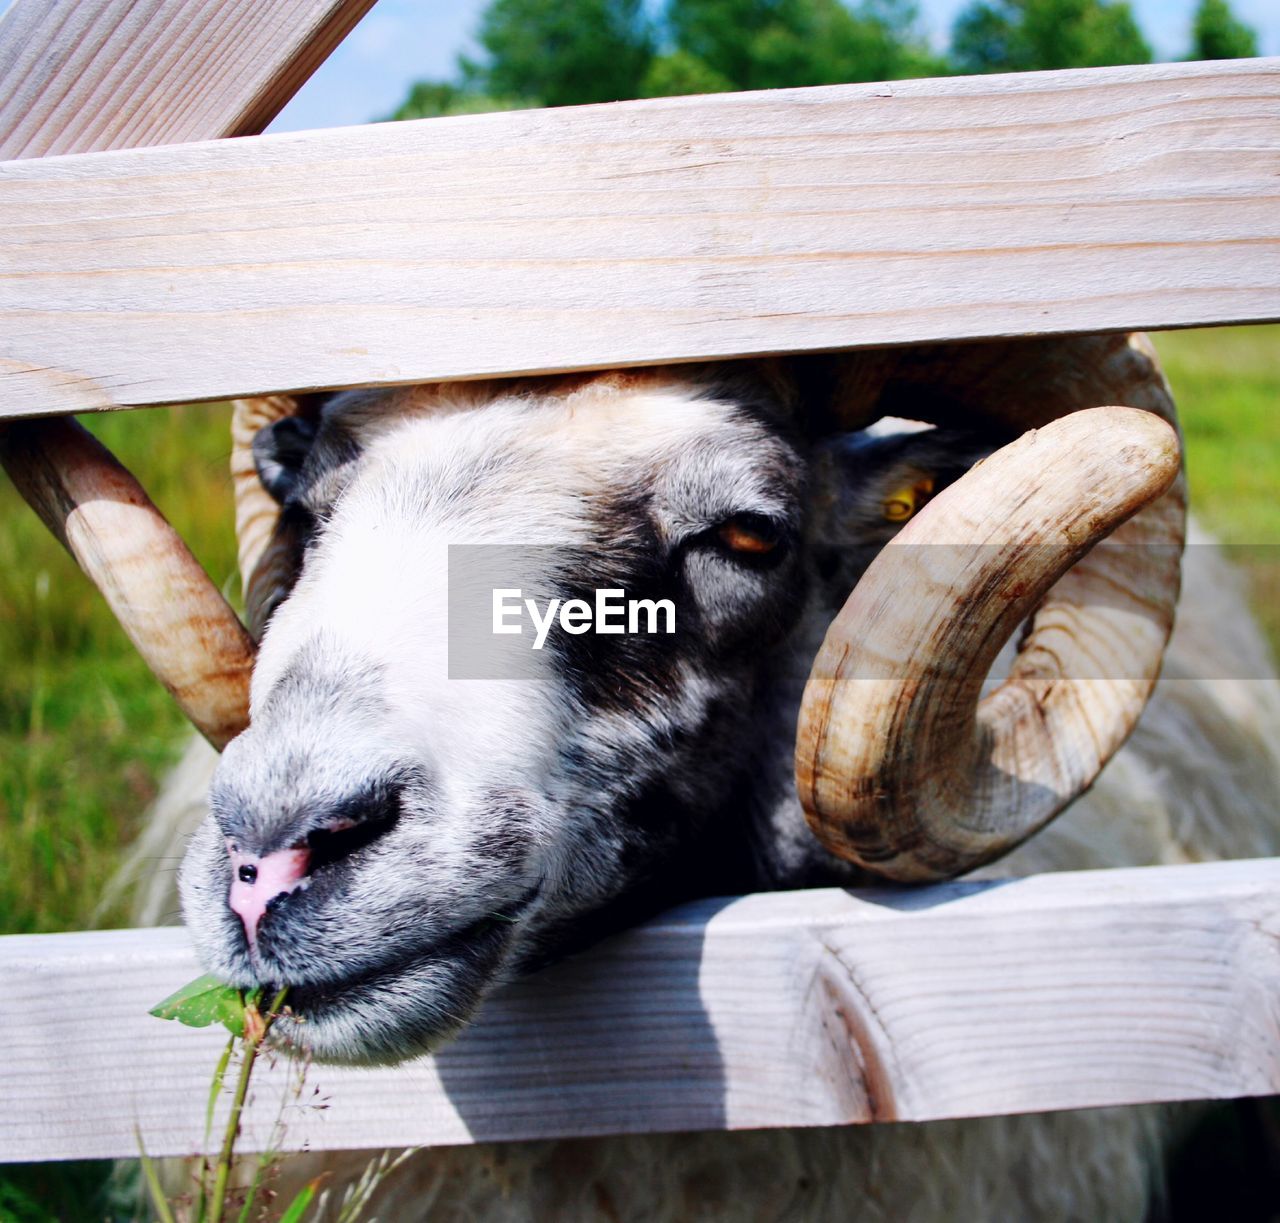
[0,0,1278,1163]
[5,860,1280,1162]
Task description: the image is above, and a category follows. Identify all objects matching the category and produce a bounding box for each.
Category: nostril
[305,804,400,874]
[222,780,405,947]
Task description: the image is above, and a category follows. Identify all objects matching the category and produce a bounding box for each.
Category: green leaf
[149,973,246,1037]
[277,1180,320,1223]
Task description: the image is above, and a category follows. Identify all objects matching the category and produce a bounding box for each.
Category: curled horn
[0,418,256,750]
[795,334,1186,881]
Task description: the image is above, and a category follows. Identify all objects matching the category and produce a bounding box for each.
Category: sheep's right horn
[795,405,1182,882]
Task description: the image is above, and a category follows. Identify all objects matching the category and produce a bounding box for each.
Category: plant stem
[207,987,288,1223]
[196,1032,236,1223]
[236,1043,305,1223]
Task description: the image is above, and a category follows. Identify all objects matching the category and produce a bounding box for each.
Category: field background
[0,324,1276,1218]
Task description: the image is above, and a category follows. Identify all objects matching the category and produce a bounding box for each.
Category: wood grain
[0,57,1277,418]
[3,858,1280,1162]
[0,418,254,747]
[0,0,376,160]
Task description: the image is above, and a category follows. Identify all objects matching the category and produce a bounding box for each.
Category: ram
[115,334,1280,1218]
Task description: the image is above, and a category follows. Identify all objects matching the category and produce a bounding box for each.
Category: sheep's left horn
[795,405,1181,882]
[0,418,255,750]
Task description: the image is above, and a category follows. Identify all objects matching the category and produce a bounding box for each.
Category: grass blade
[277,1179,321,1223]
[205,1033,236,1146]
[197,1032,237,1221]
[134,1129,177,1223]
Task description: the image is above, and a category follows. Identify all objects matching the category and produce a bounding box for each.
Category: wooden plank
[3,858,1280,1163]
[0,57,1277,419]
[0,0,377,159]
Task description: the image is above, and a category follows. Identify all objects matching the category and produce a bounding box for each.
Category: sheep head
[172,336,1182,1063]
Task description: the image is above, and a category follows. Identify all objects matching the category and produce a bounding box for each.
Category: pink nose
[227,845,311,946]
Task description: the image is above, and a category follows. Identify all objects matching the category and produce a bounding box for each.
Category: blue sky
[268,0,1280,133]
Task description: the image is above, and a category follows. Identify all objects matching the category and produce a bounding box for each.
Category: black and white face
[180,369,820,1063]
[178,369,991,1064]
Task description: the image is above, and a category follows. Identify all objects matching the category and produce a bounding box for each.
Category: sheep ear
[252,416,317,505]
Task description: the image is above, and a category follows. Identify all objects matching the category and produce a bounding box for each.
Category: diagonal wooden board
[0,0,377,159]
[0,57,1278,419]
[3,859,1280,1162]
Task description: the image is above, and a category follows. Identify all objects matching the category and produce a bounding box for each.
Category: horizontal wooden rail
[4,857,1280,1163]
[0,57,1277,418]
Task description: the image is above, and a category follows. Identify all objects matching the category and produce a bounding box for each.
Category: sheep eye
[881,476,935,523]
[717,514,782,556]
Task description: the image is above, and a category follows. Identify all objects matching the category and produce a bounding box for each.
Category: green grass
[1155,326,1280,544]
[1154,325,1280,648]
[0,405,241,1220]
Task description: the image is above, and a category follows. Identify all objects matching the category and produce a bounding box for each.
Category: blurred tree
[460,0,655,106]
[665,0,946,90]
[387,0,1240,118]
[951,0,1151,72]
[384,81,523,120]
[640,48,735,96]
[1189,0,1259,59]
[388,0,947,116]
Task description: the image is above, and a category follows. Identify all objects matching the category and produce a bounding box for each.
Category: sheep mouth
[267,884,543,1063]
